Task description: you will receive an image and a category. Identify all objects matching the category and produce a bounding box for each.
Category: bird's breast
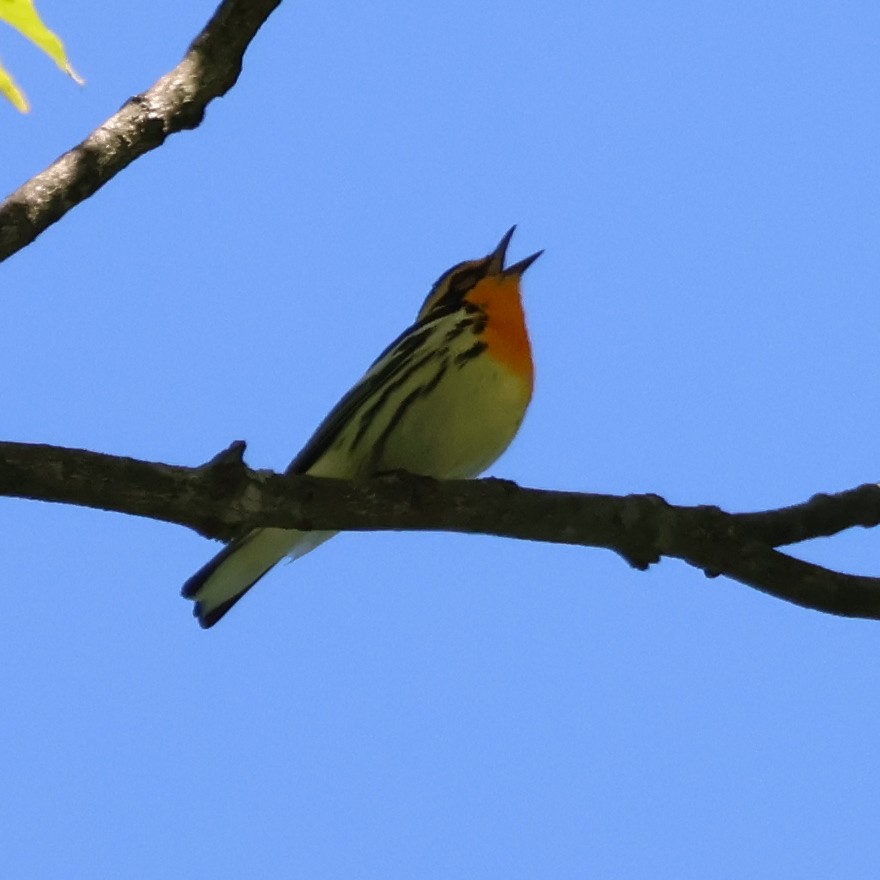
[307,302,533,481]
[369,336,532,479]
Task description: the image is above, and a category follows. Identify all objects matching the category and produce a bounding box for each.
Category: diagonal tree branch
[733,485,880,546]
[3,439,880,620]
[0,0,283,263]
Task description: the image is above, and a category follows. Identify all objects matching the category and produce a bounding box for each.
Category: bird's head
[417,226,542,323]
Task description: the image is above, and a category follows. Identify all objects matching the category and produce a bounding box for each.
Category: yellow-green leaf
[0,0,83,84]
[0,54,29,111]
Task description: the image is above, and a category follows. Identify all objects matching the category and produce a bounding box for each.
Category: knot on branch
[202,440,247,470]
[615,493,670,570]
[195,441,254,539]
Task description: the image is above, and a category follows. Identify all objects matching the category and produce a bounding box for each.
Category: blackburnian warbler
[183,227,541,627]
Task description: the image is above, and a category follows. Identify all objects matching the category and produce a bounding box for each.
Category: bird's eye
[450,269,479,294]
[417,260,488,321]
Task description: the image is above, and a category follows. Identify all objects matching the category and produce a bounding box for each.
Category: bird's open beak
[488,225,543,276]
[504,249,543,277]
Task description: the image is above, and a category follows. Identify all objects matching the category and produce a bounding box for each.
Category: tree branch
[3,440,880,620]
[0,0,283,263]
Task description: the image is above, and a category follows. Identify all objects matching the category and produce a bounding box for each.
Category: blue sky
[3,0,880,876]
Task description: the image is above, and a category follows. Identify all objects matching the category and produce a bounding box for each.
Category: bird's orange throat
[467,275,534,391]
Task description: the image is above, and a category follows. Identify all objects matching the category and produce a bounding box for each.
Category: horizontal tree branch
[0,0,283,263]
[3,440,880,620]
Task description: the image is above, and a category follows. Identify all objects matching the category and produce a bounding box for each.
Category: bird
[182,227,541,627]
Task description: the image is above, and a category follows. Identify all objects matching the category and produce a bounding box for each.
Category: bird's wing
[286,317,445,475]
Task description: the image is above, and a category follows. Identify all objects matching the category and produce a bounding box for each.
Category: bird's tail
[181,527,335,628]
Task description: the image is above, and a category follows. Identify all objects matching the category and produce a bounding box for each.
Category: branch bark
[3,440,880,620]
[0,0,283,263]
